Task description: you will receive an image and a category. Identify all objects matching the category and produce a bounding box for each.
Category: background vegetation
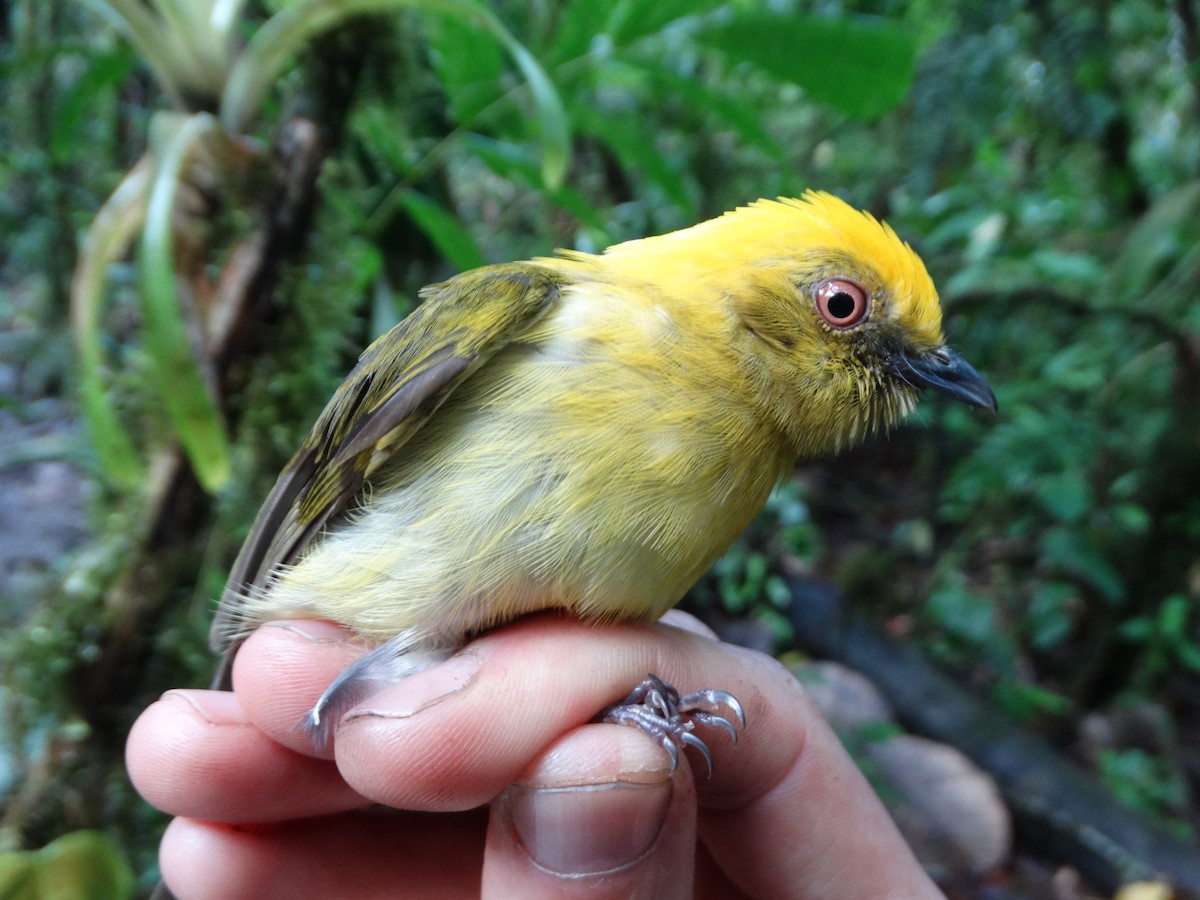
[2,0,1198,895]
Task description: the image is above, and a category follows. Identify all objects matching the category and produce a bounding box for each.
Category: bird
[209,190,996,758]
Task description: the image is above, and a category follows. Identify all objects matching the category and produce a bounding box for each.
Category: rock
[790,660,894,733]
[868,734,1012,879]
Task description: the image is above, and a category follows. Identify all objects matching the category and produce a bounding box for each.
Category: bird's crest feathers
[576,190,944,348]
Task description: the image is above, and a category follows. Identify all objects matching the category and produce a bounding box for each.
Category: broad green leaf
[544,0,611,64]
[1027,249,1105,291]
[52,47,135,159]
[696,12,917,119]
[0,850,38,900]
[574,107,693,211]
[1027,581,1078,649]
[605,0,723,49]
[0,832,133,900]
[36,831,135,900]
[1040,526,1124,605]
[399,191,486,271]
[423,11,505,124]
[607,60,783,157]
[1033,469,1093,523]
[140,112,232,492]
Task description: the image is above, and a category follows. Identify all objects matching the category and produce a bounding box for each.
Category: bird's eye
[814,278,869,328]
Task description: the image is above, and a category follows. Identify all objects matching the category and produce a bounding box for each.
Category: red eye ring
[814,278,869,328]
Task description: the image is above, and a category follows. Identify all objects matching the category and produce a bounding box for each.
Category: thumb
[483,724,696,900]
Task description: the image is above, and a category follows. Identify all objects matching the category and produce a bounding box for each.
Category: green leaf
[464,136,609,236]
[52,47,135,159]
[992,679,1071,722]
[0,851,38,900]
[0,832,133,900]
[605,0,723,49]
[1039,527,1124,605]
[423,11,505,124]
[70,159,152,489]
[1108,181,1200,303]
[224,0,571,186]
[75,0,191,107]
[399,191,486,271]
[696,12,917,119]
[574,107,693,210]
[612,60,783,157]
[35,831,135,900]
[140,112,232,493]
[1027,249,1105,291]
[1027,581,1078,649]
[1033,469,1093,523]
[544,0,611,64]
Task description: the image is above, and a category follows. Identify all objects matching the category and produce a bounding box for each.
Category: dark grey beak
[890,346,997,412]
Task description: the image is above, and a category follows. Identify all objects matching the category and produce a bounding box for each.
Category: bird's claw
[600,674,745,778]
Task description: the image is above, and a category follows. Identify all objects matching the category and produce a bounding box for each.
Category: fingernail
[341,651,482,722]
[160,690,249,727]
[506,780,673,875]
[264,619,355,643]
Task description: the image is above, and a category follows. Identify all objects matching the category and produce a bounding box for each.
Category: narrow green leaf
[399,191,486,271]
[75,0,209,105]
[140,112,232,492]
[465,135,608,236]
[70,159,152,489]
[222,0,570,189]
[490,32,570,188]
[696,12,918,119]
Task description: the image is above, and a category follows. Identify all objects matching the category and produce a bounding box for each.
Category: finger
[695,688,942,899]
[234,614,772,810]
[232,619,369,759]
[326,614,938,897]
[327,613,794,810]
[159,808,487,900]
[126,689,366,822]
[483,724,696,900]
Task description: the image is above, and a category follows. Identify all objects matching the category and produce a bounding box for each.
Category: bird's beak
[890,346,997,412]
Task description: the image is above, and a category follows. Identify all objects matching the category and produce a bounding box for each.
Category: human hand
[127,611,941,899]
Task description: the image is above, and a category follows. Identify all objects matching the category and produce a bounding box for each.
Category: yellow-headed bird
[211,191,995,752]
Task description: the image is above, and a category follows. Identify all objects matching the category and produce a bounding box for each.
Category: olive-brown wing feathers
[208,264,563,672]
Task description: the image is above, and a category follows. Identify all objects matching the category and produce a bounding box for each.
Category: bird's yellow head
[597,190,995,457]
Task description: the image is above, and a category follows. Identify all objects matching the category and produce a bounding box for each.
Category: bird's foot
[601,674,745,777]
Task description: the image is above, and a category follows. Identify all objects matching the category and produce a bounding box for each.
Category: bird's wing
[209,262,564,666]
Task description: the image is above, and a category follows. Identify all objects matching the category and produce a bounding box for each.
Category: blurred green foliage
[2,0,1199,888]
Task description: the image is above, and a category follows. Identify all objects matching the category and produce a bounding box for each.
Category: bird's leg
[600,674,745,777]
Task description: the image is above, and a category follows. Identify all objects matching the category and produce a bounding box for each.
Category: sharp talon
[725,696,747,729]
[662,736,681,773]
[681,732,714,777]
[680,689,747,729]
[600,674,745,776]
[692,712,739,742]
